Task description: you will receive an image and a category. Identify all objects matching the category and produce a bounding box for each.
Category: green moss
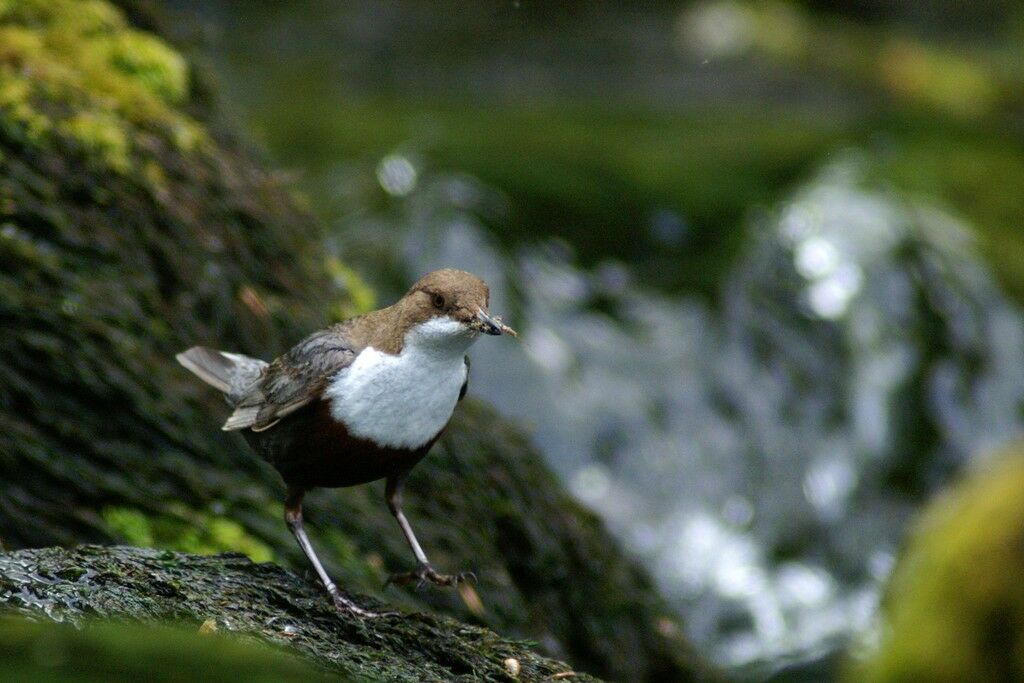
[194,517,274,563]
[140,157,168,194]
[849,448,1024,682]
[58,110,131,173]
[0,617,332,682]
[0,0,204,173]
[0,60,51,144]
[101,30,188,104]
[103,506,274,564]
[103,507,154,547]
[56,566,87,581]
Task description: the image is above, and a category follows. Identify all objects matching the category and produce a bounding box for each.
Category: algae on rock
[0,1,708,681]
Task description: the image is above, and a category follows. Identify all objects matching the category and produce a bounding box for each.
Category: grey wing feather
[222,326,358,432]
[220,352,271,401]
[176,346,267,399]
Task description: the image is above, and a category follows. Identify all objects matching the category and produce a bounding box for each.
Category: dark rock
[0,545,591,682]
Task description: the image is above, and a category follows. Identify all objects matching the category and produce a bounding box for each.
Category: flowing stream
[324,151,1024,667]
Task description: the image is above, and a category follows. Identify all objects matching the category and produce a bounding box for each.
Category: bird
[176,268,516,616]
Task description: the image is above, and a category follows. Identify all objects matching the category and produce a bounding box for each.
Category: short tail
[176,346,266,398]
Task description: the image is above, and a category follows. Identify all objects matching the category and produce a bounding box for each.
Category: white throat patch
[324,317,476,450]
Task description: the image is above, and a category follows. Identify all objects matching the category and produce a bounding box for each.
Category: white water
[329,153,1024,668]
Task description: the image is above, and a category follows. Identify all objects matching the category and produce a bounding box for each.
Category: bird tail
[175,346,266,400]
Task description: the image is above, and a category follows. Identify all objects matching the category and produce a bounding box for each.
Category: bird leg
[383,473,476,590]
[284,487,387,617]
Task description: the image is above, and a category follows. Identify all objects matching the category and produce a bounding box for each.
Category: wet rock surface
[0,545,593,682]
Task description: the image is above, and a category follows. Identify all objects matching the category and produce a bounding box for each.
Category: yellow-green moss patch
[0,0,205,174]
[58,110,130,172]
[103,506,275,563]
[849,449,1024,682]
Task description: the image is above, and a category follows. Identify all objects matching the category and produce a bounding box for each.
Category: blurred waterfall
[325,153,1024,667]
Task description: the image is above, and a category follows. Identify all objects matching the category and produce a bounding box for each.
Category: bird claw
[384,563,476,591]
[330,591,396,618]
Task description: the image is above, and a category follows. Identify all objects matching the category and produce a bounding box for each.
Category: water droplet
[376,154,418,196]
[794,237,839,279]
[570,465,611,503]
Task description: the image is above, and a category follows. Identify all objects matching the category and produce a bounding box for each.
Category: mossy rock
[0,1,709,680]
[848,450,1024,682]
[0,545,590,682]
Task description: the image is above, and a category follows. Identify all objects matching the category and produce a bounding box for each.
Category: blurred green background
[184,0,1024,300]
[163,0,1024,678]
[4,0,1024,680]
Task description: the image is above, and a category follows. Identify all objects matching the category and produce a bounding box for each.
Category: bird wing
[458,355,470,401]
[222,325,359,432]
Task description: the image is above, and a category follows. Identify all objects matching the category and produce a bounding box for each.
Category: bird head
[398,268,516,349]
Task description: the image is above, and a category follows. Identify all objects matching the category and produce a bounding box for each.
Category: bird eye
[431,293,446,309]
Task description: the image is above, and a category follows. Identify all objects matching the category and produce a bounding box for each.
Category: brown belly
[242,400,438,489]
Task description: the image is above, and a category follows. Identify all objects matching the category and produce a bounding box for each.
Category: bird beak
[474,309,517,336]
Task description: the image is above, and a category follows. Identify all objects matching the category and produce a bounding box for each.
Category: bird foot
[384,563,476,591]
[330,590,397,618]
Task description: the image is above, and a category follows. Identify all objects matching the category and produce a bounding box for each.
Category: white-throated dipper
[177,268,516,616]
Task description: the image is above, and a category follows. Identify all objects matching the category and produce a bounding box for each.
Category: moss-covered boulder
[0,545,598,682]
[848,450,1024,682]
[0,1,707,680]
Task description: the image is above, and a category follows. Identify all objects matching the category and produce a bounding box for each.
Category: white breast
[324,317,475,450]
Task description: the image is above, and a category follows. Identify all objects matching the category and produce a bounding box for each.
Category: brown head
[358,268,515,354]
[406,268,514,332]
